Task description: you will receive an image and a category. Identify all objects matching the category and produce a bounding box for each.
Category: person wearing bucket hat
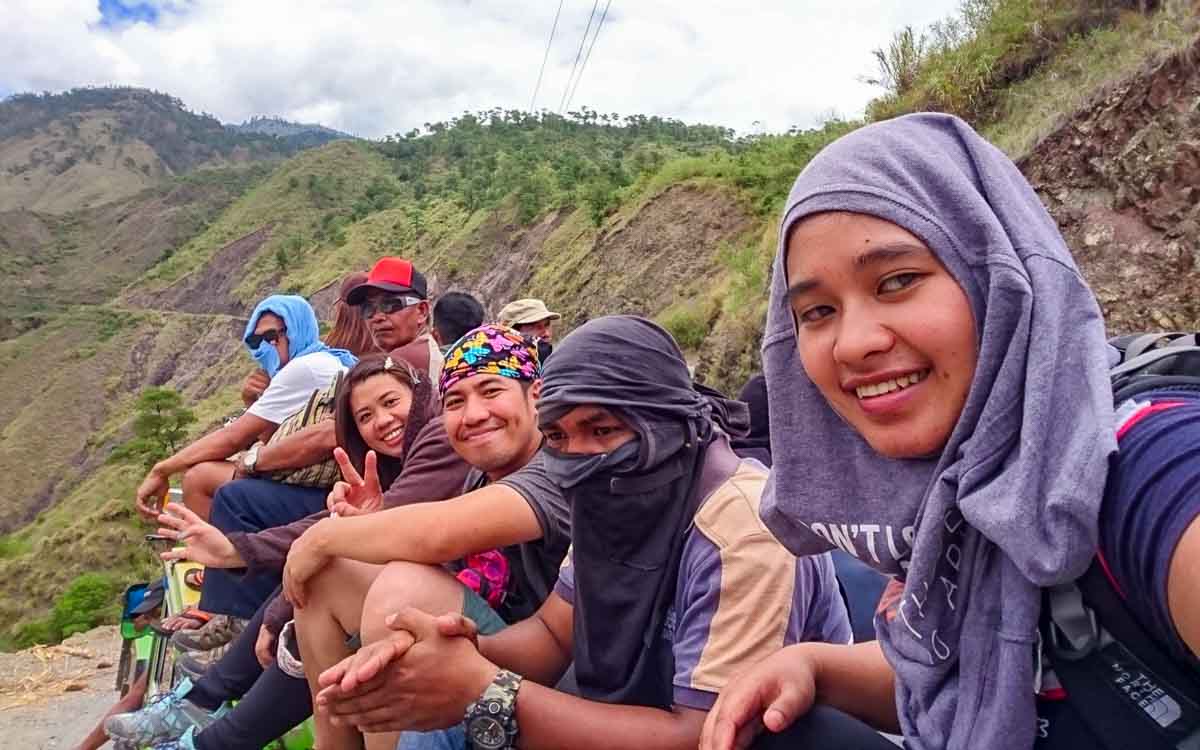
[497,298,560,343]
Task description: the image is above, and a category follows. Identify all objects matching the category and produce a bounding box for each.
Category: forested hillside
[0,0,1197,647]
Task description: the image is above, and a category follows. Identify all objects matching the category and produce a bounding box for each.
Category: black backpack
[1040,332,1200,749]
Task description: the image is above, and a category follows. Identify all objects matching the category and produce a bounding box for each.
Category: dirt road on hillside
[0,627,124,749]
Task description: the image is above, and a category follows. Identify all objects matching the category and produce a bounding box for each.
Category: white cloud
[1,0,962,138]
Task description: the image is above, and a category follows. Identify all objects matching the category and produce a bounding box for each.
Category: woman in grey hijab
[701,113,1200,750]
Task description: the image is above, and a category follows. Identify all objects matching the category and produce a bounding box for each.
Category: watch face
[468,715,507,749]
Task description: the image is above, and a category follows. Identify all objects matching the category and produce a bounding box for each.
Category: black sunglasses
[245,327,286,348]
[358,295,422,320]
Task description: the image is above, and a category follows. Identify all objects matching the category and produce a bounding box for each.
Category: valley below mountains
[0,4,1198,644]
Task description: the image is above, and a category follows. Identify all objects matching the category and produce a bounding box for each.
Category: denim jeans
[396,706,896,750]
[200,478,328,618]
[397,723,466,750]
[188,595,314,750]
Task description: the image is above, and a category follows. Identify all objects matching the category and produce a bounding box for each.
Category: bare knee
[297,557,382,634]
[181,461,233,514]
[360,561,462,645]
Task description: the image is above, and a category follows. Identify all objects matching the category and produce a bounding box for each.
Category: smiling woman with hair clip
[104,351,473,750]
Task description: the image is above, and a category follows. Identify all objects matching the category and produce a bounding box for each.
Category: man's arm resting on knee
[253,420,336,473]
[153,412,275,478]
[307,484,543,565]
[478,592,573,686]
[480,592,709,749]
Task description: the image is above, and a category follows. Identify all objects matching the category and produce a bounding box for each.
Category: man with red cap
[345,257,442,385]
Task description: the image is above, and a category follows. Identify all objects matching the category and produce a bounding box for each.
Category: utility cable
[563,0,612,114]
[529,0,565,112]
[559,0,601,114]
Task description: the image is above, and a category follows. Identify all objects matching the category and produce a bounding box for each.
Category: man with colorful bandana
[313,316,853,750]
[283,325,569,749]
[105,326,571,750]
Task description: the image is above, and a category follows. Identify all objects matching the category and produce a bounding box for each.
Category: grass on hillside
[984,0,1200,157]
[0,163,268,318]
[864,0,1166,123]
[133,140,395,303]
[0,304,246,647]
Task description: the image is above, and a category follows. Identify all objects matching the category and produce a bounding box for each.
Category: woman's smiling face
[349,373,414,458]
[785,211,978,459]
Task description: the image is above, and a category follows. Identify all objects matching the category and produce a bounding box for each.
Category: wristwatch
[240,443,261,476]
[464,669,522,749]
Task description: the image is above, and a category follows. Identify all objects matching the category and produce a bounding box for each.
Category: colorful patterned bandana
[439,324,541,397]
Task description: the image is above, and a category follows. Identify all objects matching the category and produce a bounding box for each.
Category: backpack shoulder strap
[1109,333,1200,405]
[1043,560,1200,749]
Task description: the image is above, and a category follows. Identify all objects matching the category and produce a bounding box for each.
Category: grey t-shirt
[466,450,571,621]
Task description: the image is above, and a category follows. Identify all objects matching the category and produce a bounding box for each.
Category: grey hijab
[759,113,1116,749]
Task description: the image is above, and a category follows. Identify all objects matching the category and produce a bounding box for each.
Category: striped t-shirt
[556,459,852,709]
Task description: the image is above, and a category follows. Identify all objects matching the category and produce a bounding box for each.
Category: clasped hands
[314,607,498,735]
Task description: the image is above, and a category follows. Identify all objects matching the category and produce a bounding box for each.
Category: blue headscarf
[242,295,358,377]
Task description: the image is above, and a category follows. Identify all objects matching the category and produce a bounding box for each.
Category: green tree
[13,573,122,647]
[111,387,196,469]
[581,177,620,227]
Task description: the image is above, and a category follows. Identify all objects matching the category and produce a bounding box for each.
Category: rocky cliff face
[1023,37,1200,333]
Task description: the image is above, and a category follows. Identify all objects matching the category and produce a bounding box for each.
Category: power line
[563,0,612,114]
[529,0,565,112]
[558,0,600,114]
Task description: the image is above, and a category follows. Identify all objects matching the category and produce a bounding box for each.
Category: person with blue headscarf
[134,294,357,524]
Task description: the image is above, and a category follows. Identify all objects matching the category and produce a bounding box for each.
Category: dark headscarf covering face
[760,113,1116,748]
[538,315,741,708]
[730,374,771,467]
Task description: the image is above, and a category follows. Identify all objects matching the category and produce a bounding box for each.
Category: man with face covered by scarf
[134,294,357,522]
[313,315,850,750]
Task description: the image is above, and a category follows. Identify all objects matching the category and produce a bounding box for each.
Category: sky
[2,0,962,138]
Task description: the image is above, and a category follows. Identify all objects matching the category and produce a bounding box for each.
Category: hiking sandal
[159,608,213,633]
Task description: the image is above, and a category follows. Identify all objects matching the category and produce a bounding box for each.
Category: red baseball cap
[345,257,429,305]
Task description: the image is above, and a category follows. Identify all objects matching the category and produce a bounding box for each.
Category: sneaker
[174,641,232,681]
[171,614,247,652]
[104,679,221,745]
[150,726,198,750]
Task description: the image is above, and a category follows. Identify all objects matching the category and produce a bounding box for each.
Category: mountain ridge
[0,2,1197,646]
[0,87,340,214]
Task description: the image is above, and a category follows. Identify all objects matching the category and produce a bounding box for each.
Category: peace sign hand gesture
[156,503,245,569]
[326,448,384,518]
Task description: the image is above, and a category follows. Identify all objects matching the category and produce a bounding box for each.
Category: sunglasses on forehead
[357,295,423,320]
[245,328,286,348]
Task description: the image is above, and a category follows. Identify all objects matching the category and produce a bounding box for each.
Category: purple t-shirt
[556,460,852,710]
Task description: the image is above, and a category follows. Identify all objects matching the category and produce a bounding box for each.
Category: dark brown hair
[333,353,431,492]
[324,272,376,356]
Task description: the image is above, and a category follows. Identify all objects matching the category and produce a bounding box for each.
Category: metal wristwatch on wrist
[240,443,261,476]
[464,669,522,749]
